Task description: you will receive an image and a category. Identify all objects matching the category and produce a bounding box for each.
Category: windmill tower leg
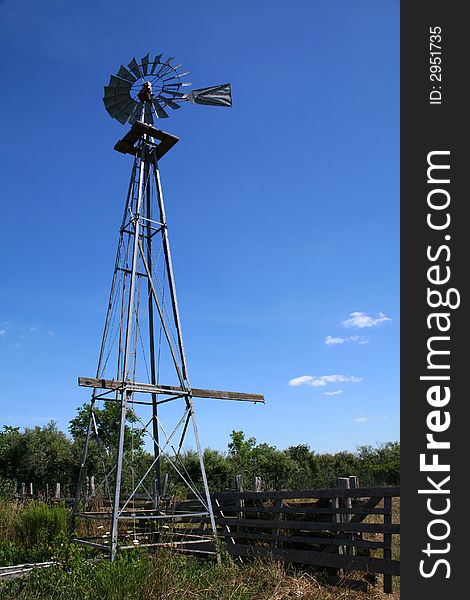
[110,141,147,561]
[144,169,162,508]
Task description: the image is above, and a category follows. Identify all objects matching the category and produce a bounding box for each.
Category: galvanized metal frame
[73,127,251,563]
[74,58,259,562]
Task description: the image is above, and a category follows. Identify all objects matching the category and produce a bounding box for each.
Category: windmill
[72,54,264,561]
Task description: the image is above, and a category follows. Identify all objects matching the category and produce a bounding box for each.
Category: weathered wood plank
[78,377,264,403]
[215,530,387,549]
[212,487,400,502]
[212,516,400,534]
[226,544,400,576]
[206,504,389,516]
[349,497,384,523]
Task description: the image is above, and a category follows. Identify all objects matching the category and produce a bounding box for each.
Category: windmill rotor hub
[138,81,154,102]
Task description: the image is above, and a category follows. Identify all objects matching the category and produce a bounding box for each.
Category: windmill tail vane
[103,53,232,125]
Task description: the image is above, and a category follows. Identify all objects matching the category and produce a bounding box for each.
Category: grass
[0,501,70,565]
[0,549,399,600]
[0,500,400,598]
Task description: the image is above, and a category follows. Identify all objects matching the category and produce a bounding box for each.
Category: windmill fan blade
[163,71,190,83]
[155,60,174,78]
[165,82,192,88]
[104,86,127,98]
[128,57,142,80]
[152,99,169,119]
[115,111,129,125]
[115,98,139,123]
[117,65,136,83]
[150,53,163,74]
[108,75,132,90]
[141,53,150,75]
[103,95,132,109]
[105,102,126,118]
[103,92,130,104]
[163,98,182,110]
[128,102,142,124]
[104,92,138,123]
[187,83,232,107]
[106,97,132,115]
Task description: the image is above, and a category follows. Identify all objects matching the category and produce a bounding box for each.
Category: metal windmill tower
[72,54,264,561]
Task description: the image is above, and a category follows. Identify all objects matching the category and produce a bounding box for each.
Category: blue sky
[0,0,399,454]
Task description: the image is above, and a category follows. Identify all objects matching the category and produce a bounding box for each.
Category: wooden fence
[173,485,399,593]
[14,480,400,592]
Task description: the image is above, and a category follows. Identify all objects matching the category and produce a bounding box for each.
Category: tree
[69,402,149,495]
[356,442,400,485]
[285,444,318,489]
[0,422,75,492]
[69,401,144,453]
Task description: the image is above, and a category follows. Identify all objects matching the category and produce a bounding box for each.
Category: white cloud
[0,329,6,336]
[353,415,389,424]
[325,335,369,346]
[325,336,345,345]
[323,390,343,396]
[342,312,391,328]
[289,374,363,387]
[350,336,370,345]
[288,375,314,386]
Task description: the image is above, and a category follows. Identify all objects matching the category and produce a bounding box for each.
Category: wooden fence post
[235,475,244,542]
[383,495,392,593]
[55,483,61,499]
[270,498,283,549]
[348,475,359,489]
[29,483,33,496]
[337,477,352,555]
[162,473,169,497]
[253,476,262,492]
[21,483,26,498]
[90,476,95,495]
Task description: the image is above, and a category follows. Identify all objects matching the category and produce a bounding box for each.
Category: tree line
[0,403,399,497]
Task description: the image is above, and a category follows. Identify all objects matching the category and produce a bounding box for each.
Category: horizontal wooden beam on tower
[78,377,265,403]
